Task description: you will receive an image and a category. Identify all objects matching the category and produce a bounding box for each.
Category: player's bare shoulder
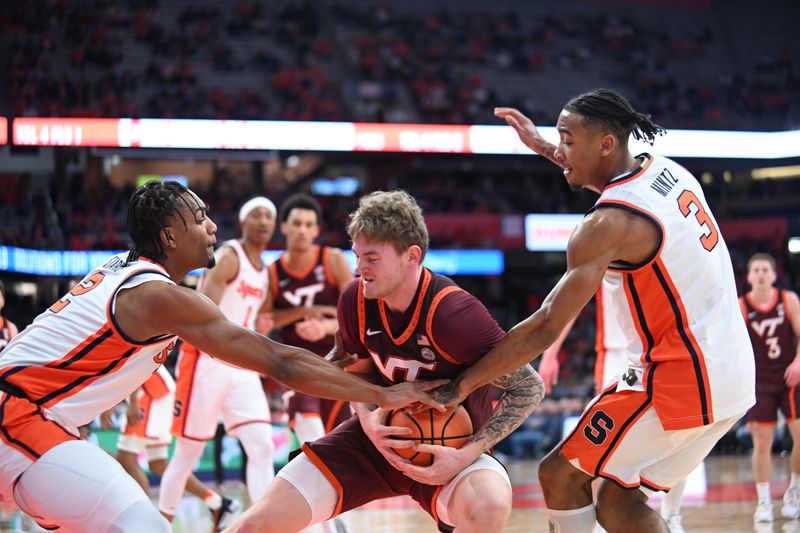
[113,278,196,341]
[574,206,660,267]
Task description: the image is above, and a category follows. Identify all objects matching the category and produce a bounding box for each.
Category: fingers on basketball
[385,405,473,467]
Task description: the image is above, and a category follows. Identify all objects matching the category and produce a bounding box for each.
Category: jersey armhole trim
[425,286,464,365]
[588,201,664,272]
[108,270,176,346]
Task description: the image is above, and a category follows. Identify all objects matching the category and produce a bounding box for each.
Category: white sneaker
[784,487,800,519]
[664,514,685,533]
[755,502,774,522]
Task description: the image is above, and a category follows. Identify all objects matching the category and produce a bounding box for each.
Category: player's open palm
[786,360,800,387]
[494,107,543,152]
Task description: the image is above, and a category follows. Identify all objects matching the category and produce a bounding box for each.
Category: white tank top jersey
[594,281,630,388]
[201,239,268,332]
[0,253,177,432]
[593,153,755,430]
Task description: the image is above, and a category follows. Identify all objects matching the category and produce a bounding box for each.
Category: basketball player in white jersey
[157,197,280,525]
[0,280,19,351]
[0,181,445,533]
[431,90,755,533]
[540,286,687,532]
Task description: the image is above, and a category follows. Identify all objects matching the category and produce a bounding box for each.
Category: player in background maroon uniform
[0,280,19,351]
[741,253,800,522]
[265,193,354,444]
[264,193,354,533]
[227,190,545,533]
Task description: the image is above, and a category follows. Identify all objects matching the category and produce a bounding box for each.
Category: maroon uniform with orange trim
[303,269,504,531]
[270,245,349,432]
[741,289,799,423]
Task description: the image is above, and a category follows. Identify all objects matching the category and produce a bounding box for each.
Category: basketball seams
[387,406,474,466]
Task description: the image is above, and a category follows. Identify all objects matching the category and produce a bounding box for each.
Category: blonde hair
[347,190,429,259]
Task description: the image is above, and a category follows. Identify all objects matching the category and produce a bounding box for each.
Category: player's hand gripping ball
[386,404,473,466]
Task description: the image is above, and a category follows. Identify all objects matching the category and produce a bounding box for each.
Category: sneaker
[754,502,774,523]
[784,487,800,519]
[212,496,242,532]
[664,514,685,533]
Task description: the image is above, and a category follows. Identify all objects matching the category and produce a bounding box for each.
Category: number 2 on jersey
[48,273,106,313]
[677,190,719,252]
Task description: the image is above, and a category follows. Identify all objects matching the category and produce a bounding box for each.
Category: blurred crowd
[3,0,798,130]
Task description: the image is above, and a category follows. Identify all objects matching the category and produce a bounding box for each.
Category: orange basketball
[386,405,473,466]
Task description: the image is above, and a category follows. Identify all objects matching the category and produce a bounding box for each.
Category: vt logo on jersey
[284,283,325,307]
[751,306,785,359]
[237,279,265,300]
[368,349,436,381]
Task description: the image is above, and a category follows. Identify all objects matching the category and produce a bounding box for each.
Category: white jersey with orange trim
[212,239,269,330]
[172,239,271,440]
[594,282,630,391]
[0,253,176,433]
[593,153,754,430]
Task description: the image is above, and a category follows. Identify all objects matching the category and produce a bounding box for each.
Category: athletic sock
[757,482,771,504]
[203,489,223,511]
[546,504,596,533]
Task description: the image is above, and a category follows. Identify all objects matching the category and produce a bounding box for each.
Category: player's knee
[108,500,170,533]
[537,451,565,491]
[240,424,274,455]
[459,491,511,528]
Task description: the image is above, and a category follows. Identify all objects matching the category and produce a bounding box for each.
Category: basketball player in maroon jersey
[0,280,18,351]
[265,193,354,444]
[741,253,800,522]
[226,190,545,533]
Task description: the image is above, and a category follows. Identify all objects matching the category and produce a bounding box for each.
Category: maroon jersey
[304,269,507,529]
[269,245,341,355]
[741,289,797,390]
[339,268,505,441]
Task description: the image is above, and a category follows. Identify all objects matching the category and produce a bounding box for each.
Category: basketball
[386,404,474,467]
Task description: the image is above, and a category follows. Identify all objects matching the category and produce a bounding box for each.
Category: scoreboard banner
[12,117,800,159]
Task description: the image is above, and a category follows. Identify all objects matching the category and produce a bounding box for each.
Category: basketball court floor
[0,454,793,532]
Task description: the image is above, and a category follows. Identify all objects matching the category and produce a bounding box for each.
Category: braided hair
[126,180,193,264]
[564,89,665,145]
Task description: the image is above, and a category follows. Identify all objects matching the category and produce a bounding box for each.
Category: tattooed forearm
[429,374,464,406]
[470,364,545,452]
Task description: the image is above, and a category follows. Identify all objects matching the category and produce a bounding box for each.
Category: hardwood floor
[0,454,794,532]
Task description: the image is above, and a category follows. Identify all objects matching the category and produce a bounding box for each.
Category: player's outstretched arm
[437,211,635,405]
[119,282,445,409]
[494,107,562,168]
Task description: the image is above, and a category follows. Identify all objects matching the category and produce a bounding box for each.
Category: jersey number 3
[678,190,719,252]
